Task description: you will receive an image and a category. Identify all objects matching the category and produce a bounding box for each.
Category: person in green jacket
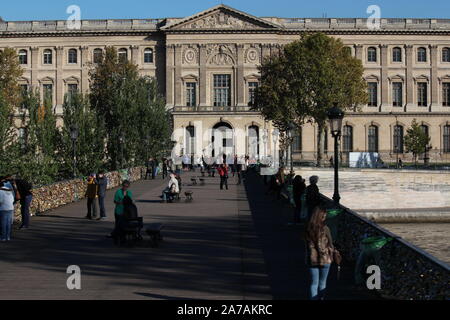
[112,180,133,244]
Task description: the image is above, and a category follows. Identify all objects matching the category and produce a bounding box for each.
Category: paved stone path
[0,170,380,300]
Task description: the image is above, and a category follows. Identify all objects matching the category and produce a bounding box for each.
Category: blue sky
[1,0,449,21]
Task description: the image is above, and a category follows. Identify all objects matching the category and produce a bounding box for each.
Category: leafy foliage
[254,33,368,166]
[404,119,431,165]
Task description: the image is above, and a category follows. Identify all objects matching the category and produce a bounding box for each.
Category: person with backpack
[15,176,33,230]
[112,180,133,240]
[96,171,108,220]
[304,206,340,300]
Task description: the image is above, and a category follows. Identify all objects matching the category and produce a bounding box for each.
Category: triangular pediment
[162,5,282,31]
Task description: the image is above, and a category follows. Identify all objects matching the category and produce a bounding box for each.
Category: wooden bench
[190,178,198,185]
[199,178,205,185]
[185,191,194,202]
[146,223,164,248]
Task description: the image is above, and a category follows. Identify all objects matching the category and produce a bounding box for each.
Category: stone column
[80,46,89,94]
[131,45,140,66]
[30,47,40,90]
[405,45,415,108]
[354,44,363,62]
[199,44,208,107]
[174,44,183,106]
[55,46,64,107]
[165,45,175,107]
[236,44,245,107]
[380,45,390,109]
[430,45,440,109]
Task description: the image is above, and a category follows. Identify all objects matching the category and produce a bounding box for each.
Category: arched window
[393,125,404,153]
[248,125,260,159]
[443,47,450,63]
[144,48,153,63]
[392,47,402,62]
[417,47,427,62]
[19,49,28,65]
[343,125,353,152]
[93,48,103,63]
[443,125,450,153]
[368,125,379,152]
[367,47,377,62]
[118,48,128,63]
[68,49,77,64]
[43,49,53,65]
[292,128,302,153]
[185,126,195,156]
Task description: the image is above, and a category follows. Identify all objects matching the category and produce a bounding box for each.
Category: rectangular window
[67,84,78,100]
[443,83,450,107]
[393,126,404,153]
[368,83,378,107]
[20,84,28,109]
[444,126,450,153]
[248,82,259,106]
[186,83,196,107]
[213,74,231,107]
[368,126,378,153]
[393,83,403,107]
[292,129,302,153]
[43,84,53,104]
[343,126,353,152]
[418,83,428,106]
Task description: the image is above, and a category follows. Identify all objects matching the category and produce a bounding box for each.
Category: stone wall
[294,167,450,211]
[15,167,145,218]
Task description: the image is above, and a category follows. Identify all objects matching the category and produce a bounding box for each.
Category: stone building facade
[2,4,450,164]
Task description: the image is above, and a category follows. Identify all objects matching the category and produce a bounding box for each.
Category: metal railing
[172,105,257,113]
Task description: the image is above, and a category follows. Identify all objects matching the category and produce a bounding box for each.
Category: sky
[0,0,449,21]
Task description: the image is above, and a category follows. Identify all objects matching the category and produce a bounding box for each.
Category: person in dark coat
[305,176,321,221]
[292,175,306,224]
[96,171,108,220]
[15,177,33,229]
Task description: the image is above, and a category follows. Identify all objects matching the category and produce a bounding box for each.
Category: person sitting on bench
[161,173,179,203]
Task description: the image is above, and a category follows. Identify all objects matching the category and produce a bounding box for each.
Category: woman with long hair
[304,206,334,300]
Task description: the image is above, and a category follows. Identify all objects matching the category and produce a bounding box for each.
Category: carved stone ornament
[180,12,262,30]
[183,47,198,64]
[209,53,234,65]
[245,47,260,64]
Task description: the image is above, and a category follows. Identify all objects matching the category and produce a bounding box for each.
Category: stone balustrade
[14,166,145,218]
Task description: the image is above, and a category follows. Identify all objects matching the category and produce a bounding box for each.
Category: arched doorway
[212,122,234,163]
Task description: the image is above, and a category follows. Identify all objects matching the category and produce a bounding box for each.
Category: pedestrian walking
[305,176,321,221]
[162,158,168,179]
[292,175,306,224]
[218,163,229,190]
[233,155,238,177]
[15,176,33,229]
[0,177,15,242]
[96,171,108,220]
[304,206,336,300]
[145,158,153,180]
[236,163,243,185]
[85,174,99,220]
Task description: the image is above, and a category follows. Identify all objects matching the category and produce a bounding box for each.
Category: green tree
[0,48,23,110]
[404,119,431,166]
[57,93,106,177]
[90,46,171,170]
[254,33,368,166]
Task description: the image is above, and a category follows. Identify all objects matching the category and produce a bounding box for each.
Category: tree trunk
[316,122,324,167]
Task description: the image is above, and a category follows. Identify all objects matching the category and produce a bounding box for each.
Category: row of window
[367,82,450,107]
[365,46,450,63]
[20,83,78,105]
[17,47,154,66]
[185,75,259,107]
[291,125,450,153]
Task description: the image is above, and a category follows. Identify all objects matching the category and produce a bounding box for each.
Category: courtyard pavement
[0,170,380,300]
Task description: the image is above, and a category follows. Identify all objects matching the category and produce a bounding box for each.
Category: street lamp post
[327,103,345,204]
[70,125,79,178]
[287,122,296,177]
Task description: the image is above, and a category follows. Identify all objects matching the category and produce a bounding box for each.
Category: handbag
[332,248,342,265]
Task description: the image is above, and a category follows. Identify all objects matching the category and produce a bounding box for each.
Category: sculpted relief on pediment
[178,12,265,30]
